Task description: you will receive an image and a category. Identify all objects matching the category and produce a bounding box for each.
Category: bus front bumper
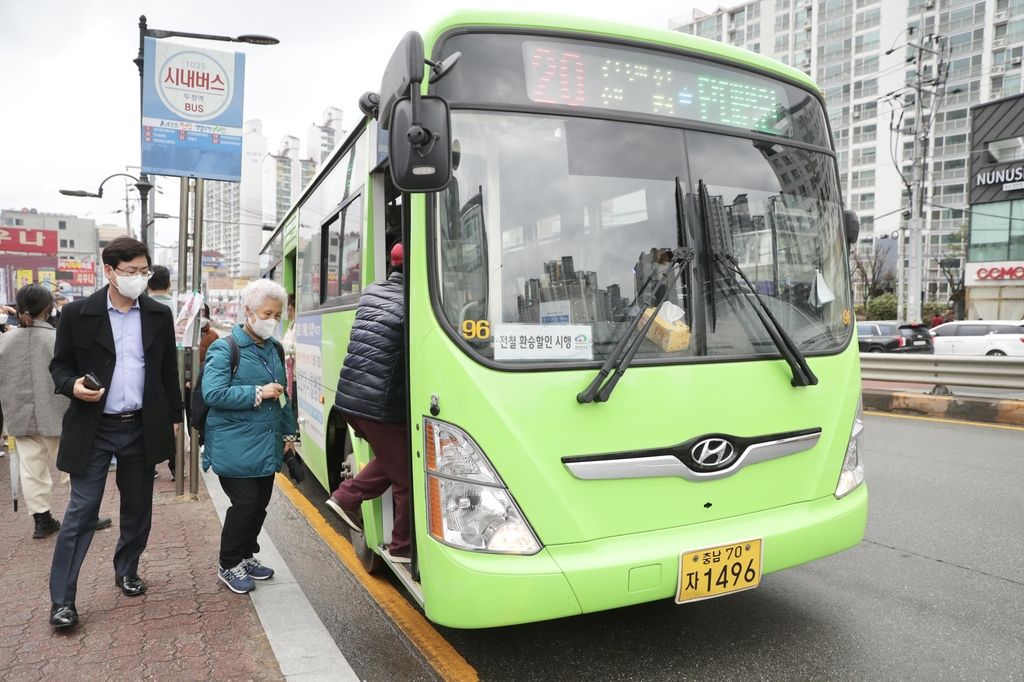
[422,484,867,628]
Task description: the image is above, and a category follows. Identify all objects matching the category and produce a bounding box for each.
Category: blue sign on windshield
[141,37,246,182]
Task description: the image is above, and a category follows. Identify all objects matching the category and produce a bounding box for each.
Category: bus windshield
[434,112,851,366]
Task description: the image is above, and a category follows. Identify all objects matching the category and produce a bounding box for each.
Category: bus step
[378,544,424,606]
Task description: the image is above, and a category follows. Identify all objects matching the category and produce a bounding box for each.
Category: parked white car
[930,320,1024,356]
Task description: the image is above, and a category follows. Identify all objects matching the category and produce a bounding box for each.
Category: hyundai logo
[689,438,738,471]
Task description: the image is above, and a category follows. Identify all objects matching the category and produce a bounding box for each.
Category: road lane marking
[866,411,1024,432]
[274,474,479,682]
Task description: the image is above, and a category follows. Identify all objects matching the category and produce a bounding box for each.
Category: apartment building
[307,107,345,164]
[204,120,269,278]
[671,0,1024,307]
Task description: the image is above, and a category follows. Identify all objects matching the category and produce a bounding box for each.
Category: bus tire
[345,453,382,574]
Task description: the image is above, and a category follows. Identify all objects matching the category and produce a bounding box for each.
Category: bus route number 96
[462,320,491,340]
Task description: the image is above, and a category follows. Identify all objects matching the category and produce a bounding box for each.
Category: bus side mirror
[843,209,860,245]
[388,95,452,192]
[379,31,425,132]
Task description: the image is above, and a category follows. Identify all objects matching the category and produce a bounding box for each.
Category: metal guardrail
[859,353,1024,391]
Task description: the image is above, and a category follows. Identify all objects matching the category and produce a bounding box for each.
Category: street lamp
[59,173,140,199]
[59,173,147,232]
[132,16,279,249]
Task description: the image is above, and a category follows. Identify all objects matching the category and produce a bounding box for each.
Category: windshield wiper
[577,246,695,403]
[697,180,717,333]
[714,251,818,387]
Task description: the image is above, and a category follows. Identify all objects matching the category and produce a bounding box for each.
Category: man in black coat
[47,236,183,629]
[325,243,410,563]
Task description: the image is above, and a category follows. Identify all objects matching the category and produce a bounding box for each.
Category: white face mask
[200,317,210,328]
[247,312,276,340]
[112,272,151,300]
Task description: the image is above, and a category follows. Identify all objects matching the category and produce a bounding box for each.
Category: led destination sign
[523,40,794,137]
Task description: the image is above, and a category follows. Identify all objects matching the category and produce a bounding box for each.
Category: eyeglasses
[114,267,152,278]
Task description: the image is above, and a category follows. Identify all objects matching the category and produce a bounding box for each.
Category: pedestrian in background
[280,294,297,405]
[326,243,411,564]
[202,279,302,594]
[47,236,183,629]
[930,312,943,328]
[199,304,218,365]
[0,285,111,539]
[52,295,69,323]
[147,265,174,310]
[0,304,13,446]
[147,263,179,479]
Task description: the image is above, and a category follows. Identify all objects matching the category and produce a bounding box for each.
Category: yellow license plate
[676,538,763,604]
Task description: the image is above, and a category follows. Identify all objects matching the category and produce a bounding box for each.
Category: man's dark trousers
[49,416,153,604]
[332,415,410,555]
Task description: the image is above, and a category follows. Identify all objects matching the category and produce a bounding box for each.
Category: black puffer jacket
[334,272,405,423]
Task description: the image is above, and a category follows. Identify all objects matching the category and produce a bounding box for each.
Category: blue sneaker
[218,563,255,594]
[243,557,274,580]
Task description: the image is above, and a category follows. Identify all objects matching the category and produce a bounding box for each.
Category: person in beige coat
[0,285,110,539]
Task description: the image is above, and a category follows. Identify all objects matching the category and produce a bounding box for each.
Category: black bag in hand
[284,451,305,483]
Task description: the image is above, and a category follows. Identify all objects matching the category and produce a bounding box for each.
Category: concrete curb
[863,389,1024,426]
[201,465,360,682]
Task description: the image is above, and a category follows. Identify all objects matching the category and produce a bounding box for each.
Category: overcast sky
[0,0,720,258]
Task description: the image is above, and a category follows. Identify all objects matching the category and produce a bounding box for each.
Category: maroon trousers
[333,415,410,554]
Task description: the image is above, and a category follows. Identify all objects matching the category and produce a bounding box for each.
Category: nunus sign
[975,165,1024,192]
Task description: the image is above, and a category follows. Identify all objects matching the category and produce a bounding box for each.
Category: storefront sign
[975,166,1024,186]
[0,228,58,255]
[966,260,1024,285]
[57,259,96,286]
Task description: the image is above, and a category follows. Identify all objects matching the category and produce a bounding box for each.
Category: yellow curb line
[274,473,479,682]
[866,410,1024,431]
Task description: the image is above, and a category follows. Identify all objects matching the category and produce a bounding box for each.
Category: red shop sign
[976,266,1024,280]
[0,227,58,255]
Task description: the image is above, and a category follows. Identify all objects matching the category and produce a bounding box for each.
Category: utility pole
[904,32,951,323]
[907,37,926,324]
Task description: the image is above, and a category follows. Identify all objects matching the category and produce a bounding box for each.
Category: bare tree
[936,224,968,319]
[850,240,896,304]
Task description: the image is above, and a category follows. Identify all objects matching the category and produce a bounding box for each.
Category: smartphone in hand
[82,372,104,391]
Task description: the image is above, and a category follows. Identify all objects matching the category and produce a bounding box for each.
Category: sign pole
[174,177,190,497]
[189,178,204,495]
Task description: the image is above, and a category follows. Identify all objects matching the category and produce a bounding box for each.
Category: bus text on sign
[155,49,233,122]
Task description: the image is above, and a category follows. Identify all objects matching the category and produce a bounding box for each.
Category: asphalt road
[265,413,1024,681]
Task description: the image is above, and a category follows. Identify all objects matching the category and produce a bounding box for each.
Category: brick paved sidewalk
[0,447,284,682]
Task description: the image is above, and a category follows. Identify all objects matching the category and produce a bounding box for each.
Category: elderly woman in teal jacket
[202,279,300,594]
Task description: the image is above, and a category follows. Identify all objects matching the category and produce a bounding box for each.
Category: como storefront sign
[967,260,1024,285]
[975,166,1024,193]
[141,37,246,182]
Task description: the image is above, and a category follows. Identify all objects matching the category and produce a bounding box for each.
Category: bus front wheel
[345,452,382,574]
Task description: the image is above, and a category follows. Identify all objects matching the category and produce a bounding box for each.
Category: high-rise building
[669,0,1017,305]
[263,134,319,229]
[307,107,345,163]
[204,120,268,278]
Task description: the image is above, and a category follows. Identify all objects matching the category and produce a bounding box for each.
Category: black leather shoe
[115,574,146,597]
[95,517,112,531]
[50,603,78,629]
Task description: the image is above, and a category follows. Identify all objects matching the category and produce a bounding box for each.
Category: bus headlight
[425,419,542,555]
[834,399,865,499]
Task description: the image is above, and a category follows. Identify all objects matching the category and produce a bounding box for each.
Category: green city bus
[260,10,867,629]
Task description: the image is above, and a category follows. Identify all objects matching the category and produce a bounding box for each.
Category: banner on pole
[173,292,205,348]
[141,37,246,182]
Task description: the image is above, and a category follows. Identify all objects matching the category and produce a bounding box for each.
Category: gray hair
[240,279,288,313]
